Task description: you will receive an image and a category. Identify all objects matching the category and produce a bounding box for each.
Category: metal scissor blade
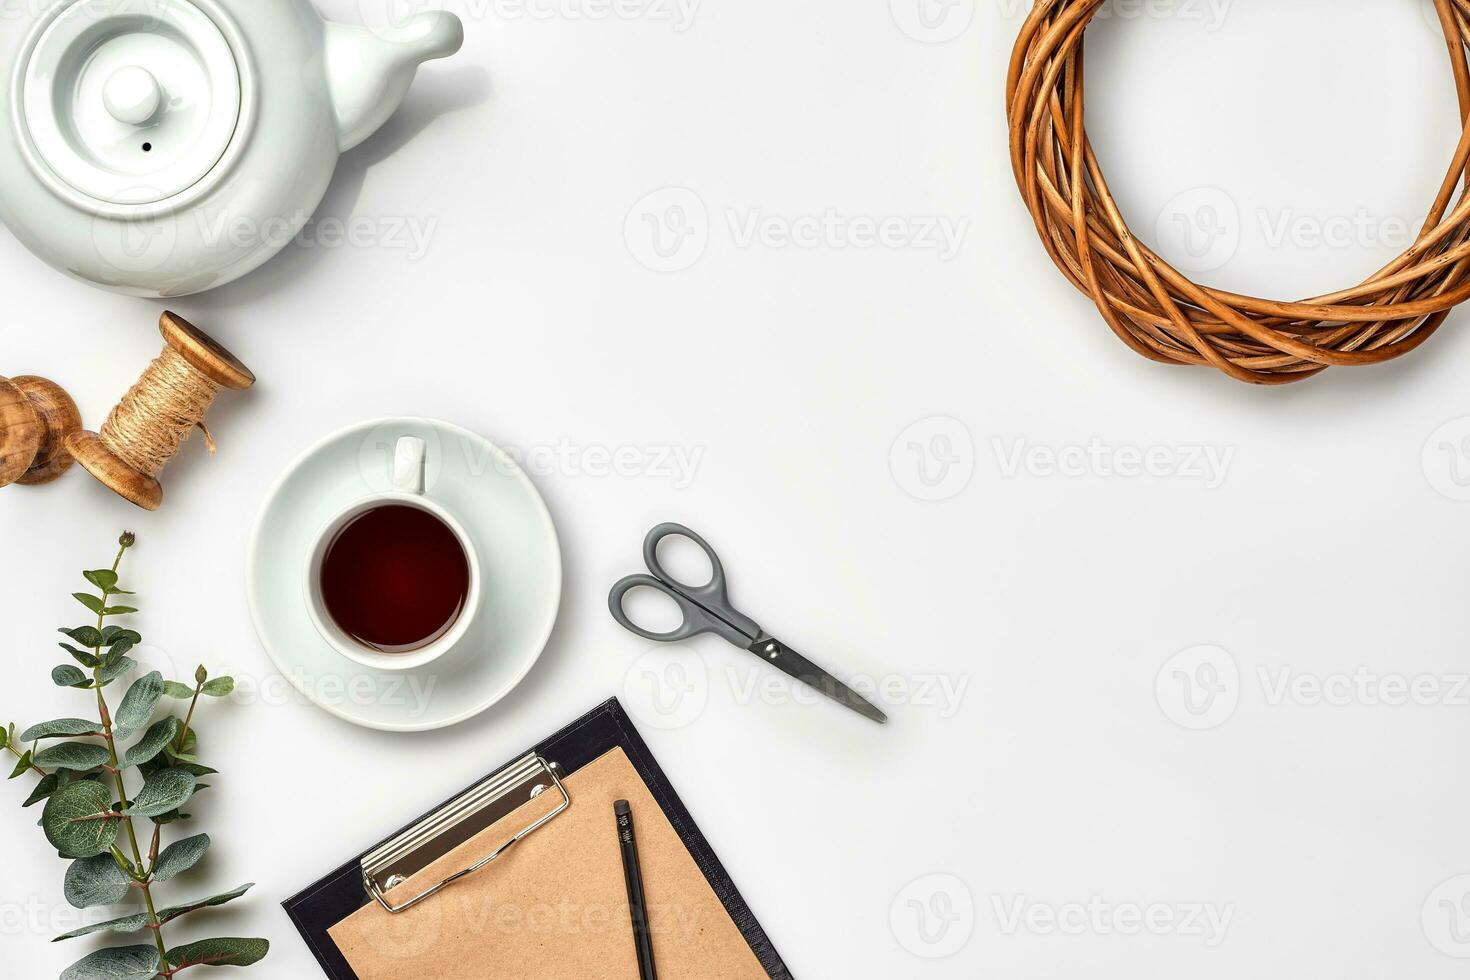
[747,636,888,724]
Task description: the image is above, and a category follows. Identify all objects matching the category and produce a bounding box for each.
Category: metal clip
[361,755,570,914]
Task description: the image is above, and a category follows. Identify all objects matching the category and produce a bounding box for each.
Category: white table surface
[6,1,1470,977]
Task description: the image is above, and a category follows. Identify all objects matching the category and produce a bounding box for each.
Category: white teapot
[0,0,463,297]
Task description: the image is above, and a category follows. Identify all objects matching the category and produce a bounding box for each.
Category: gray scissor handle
[607,523,761,646]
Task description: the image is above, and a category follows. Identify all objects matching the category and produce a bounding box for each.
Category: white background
[6,0,1470,977]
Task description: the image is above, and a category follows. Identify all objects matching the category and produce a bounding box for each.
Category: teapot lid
[18,0,252,210]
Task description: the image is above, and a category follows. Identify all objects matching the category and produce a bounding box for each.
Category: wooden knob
[0,375,81,488]
[65,311,253,511]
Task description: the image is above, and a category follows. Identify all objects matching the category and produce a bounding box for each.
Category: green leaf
[113,671,163,739]
[53,910,150,941]
[9,750,33,779]
[167,728,199,762]
[71,592,104,614]
[164,938,269,971]
[59,644,100,668]
[83,569,119,592]
[102,638,135,666]
[21,719,104,741]
[122,717,181,768]
[34,742,111,771]
[97,657,136,687]
[42,781,121,858]
[64,854,133,908]
[83,567,117,590]
[100,626,135,645]
[0,725,7,751]
[162,681,195,699]
[127,768,196,818]
[60,945,160,980]
[201,677,235,698]
[59,626,104,648]
[172,762,218,778]
[52,665,90,688]
[153,833,210,882]
[102,606,138,615]
[157,883,254,924]
[23,773,60,807]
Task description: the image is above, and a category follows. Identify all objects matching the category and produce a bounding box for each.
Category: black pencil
[615,799,659,980]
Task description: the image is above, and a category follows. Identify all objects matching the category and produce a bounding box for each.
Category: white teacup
[304,436,481,671]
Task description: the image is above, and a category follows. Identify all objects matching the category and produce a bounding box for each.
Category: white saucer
[246,418,562,732]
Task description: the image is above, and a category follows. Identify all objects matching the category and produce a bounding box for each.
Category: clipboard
[283,698,793,979]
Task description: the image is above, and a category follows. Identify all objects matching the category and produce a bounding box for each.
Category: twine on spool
[100,345,221,479]
[66,311,254,511]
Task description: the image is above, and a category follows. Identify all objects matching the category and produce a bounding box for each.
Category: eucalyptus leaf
[52,910,150,941]
[42,780,120,858]
[58,626,103,648]
[122,717,182,768]
[102,605,138,615]
[19,719,102,741]
[157,882,254,924]
[153,833,210,882]
[0,725,7,750]
[112,671,163,739]
[102,638,135,665]
[59,944,160,980]
[201,677,235,697]
[83,569,118,592]
[71,592,104,614]
[9,750,33,779]
[59,644,100,668]
[52,665,90,688]
[101,627,141,646]
[23,773,60,807]
[167,727,199,763]
[164,938,269,970]
[64,854,133,908]
[162,681,194,699]
[34,742,110,771]
[127,768,196,818]
[97,657,136,687]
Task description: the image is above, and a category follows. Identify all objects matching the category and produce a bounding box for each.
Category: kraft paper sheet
[328,748,769,979]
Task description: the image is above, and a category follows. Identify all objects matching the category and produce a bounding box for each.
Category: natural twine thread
[1007,0,1470,384]
[99,346,220,478]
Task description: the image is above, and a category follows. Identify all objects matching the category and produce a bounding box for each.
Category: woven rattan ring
[1007,0,1470,385]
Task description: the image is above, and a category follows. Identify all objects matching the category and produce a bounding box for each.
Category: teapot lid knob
[102,66,163,127]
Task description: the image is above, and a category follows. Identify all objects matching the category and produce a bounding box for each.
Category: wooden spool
[66,312,254,511]
[0,375,82,488]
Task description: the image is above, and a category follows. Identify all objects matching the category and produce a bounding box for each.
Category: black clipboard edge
[281,698,793,980]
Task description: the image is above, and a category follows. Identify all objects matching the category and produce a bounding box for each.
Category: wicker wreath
[1007,0,1470,384]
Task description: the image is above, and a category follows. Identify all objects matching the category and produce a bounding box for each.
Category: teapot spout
[326,12,465,153]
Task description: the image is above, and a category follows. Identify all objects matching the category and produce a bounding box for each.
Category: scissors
[608,523,888,724]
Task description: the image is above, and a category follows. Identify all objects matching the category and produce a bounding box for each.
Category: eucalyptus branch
[2,532,268,979]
